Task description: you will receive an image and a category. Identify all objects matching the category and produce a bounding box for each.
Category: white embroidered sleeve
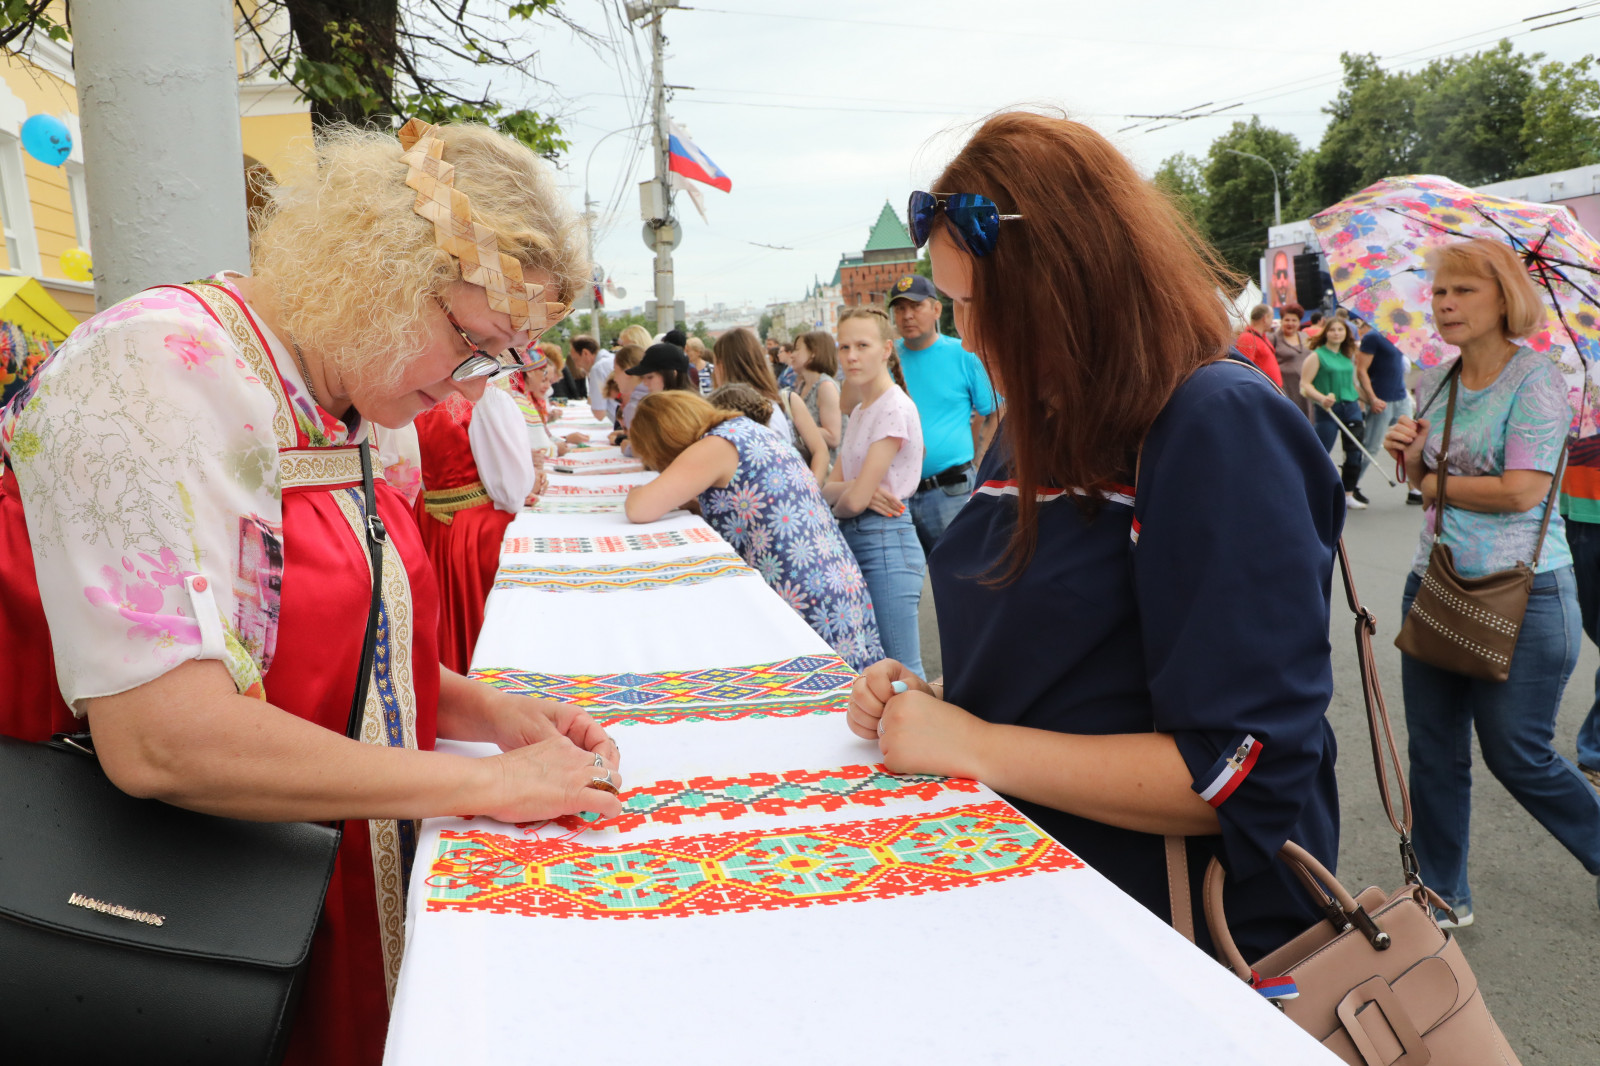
[470,386,536,513]
[7,292,284,710]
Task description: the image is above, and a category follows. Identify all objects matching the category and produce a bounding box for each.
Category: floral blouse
[699,415,884,670]
[0,274,358,709]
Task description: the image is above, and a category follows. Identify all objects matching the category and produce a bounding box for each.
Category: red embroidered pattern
[502,528,722,554]
[542,484,638,496]
[426,801,1083,919]
[549,763,984,833]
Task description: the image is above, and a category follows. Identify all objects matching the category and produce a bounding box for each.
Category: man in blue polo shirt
[889,273,1000,552]
[1353,314,1418,504]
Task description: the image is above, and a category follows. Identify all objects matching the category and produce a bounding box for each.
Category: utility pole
[630,0,680,336]
[75,0,250,308]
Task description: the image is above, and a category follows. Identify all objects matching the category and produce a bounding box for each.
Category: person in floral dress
[623,390,885,670]
[0,121,621,1065]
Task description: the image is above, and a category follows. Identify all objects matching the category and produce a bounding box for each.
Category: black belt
[916,463,972,494]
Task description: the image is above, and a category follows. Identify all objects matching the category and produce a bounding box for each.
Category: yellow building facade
[0,6,311,322]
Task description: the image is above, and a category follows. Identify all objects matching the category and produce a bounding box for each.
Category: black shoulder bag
[0,441,388,1065]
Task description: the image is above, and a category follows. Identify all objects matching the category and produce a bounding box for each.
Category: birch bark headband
[397,119,572,336]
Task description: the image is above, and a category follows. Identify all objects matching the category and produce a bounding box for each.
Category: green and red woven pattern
[472,654,857,724]
[550,763,983,833]
[425,801,1083,919]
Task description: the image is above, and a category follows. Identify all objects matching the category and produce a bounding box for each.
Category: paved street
[919,473,1599,1063]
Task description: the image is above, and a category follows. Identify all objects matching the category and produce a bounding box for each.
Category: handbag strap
[1335,539,1415,862]
[1529,440,1569,570]
[345,440,388,742]
[1430,366,1460,538]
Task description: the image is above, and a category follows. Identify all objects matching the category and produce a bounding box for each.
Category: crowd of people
[1235,299,1418,510]
[2,107,1599,1064]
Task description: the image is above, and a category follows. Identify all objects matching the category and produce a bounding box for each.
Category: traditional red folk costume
[0,278,440,1066]
[412,384,534,673]
[0,116,574,1065]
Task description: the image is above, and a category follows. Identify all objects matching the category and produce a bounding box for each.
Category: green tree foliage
[1151,40,1600,272]
[1414,41,1537,184]
[1290,43,1600,218]
[1153,152,1205,224]
[1197,119,1301,278]
[1522,56,1600,174]
[0,1,65,50]
[1287,53,1419,218]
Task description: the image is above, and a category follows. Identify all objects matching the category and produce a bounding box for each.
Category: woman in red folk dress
[0,120,623,1066]
[412,380,540,673]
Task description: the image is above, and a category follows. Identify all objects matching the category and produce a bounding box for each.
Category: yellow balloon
[60,246,92,282]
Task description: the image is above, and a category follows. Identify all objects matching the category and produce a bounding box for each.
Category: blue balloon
[21,114,71,167]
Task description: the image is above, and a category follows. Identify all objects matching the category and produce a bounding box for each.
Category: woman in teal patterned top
[1385,238,1600,928]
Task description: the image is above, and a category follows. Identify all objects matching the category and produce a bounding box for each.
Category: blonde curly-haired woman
[0,122,623,1064]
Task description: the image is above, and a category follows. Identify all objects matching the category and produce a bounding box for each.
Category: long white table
[385,403,1338,1065]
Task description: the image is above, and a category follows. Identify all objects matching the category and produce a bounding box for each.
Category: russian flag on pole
[667,120,732,193]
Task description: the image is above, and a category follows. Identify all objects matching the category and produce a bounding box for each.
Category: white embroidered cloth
[385,403,1337,1066]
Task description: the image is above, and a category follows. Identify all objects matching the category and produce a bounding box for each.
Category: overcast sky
[510,0,1599,312]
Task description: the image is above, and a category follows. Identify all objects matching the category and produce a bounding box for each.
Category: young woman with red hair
[846,112,1343,962]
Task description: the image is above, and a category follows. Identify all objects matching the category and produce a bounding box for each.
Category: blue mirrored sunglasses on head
[908,191,1024,258]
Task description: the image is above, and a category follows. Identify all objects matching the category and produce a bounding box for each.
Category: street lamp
[582,123,650,341]
[1223,148,1282,229]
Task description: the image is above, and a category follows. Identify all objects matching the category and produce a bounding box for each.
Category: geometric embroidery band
[552,458,644,475]
[551,763,984,833]
[469,655,856,709]
[541,484,641,496]
[527,498,627,516]
[424,801,1083,919]
[503,528,723,554]
[493,554,757,593]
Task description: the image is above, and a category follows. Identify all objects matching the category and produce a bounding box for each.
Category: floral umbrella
[1309,174,1600,436]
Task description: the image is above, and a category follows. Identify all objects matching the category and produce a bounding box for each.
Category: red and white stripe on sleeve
[1196,734,1262,808]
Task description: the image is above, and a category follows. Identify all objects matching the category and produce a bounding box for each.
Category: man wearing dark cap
[888,273,1000,552]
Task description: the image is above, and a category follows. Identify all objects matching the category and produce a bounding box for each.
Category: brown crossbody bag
[1392,362,1567,682]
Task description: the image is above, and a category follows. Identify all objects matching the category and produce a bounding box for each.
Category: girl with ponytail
[827,306,927,677]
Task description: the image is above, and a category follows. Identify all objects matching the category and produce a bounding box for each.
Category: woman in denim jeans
[1385,238,1600,928]
[827,307,927,679]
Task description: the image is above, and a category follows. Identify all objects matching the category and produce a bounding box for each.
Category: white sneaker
[1346,492,1368,511]
[1436,905,1473,929]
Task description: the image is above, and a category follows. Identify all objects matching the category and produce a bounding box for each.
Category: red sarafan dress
[412,386,532,673]
[0,276,441,1065]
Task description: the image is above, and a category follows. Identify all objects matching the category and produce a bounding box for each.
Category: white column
[73,0,250,309]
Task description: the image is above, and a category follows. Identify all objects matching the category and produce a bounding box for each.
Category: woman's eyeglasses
[439,301,530,382]
[908,191,1024,258]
